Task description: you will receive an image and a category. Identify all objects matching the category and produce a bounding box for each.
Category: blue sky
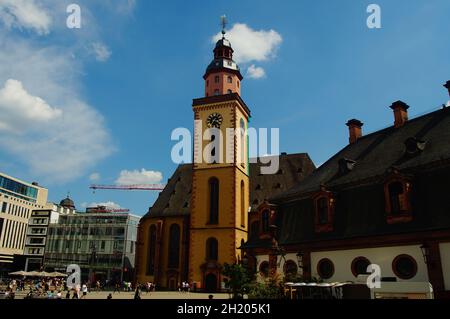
[0,0,449,216]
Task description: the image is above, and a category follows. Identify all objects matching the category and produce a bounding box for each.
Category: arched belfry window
[206,237,218,261]
[209,178,219,224]
[147,225,157,275]
[239,119,246,167]
[168,224,180,268]
[240,181,245,228]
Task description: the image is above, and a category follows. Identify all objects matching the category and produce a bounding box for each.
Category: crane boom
[90,184,166,191]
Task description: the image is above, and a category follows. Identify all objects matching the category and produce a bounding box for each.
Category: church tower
[189,18,250,292]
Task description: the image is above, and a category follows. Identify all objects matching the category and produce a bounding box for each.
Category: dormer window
[317,197,329,224]
[405,137,426,155]
[338,158,356,175]
[313,189,335,233]
[384,176,412,224]
[261,209,270,233]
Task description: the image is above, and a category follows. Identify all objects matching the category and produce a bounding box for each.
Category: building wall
[135,216,186,288]
[439,243,450,290]
[44,213,139,282]
[0,173,48,265]
[310,245,428,283]
[205,72,241,97]
[189,97,250,290]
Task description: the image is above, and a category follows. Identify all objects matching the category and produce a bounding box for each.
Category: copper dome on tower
[60,196,75,209]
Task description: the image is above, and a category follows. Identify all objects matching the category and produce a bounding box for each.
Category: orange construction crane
[89,184,166,191]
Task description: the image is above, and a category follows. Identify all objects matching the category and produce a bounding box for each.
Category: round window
[392,255,417,280]
[351,257,371,277]
[317,258,334,279]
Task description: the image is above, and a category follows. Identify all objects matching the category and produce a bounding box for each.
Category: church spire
[203,16,243,97]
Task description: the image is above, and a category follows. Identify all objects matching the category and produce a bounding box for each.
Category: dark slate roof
[249,153,316,211]
[143,164,192,219]
[142,153,316,219]
[256,106,450,246]
[272,106,450,202]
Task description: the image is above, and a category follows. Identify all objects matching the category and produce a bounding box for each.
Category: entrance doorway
[205,273,217,292]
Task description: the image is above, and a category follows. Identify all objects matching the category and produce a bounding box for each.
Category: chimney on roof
[444,80,450,97]
[390,100,409,128]
[346,119,364,144]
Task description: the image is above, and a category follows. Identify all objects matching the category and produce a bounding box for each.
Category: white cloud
[0,79,62,133]
[89,172,101,182]
[0,0,52,35]
[246,64,266,79]
[88,201,122,209]
[114,0,137,15]
[212,23,282,64]
[115,169,163,185]
[91,42,112,62]
[0,37,114,184]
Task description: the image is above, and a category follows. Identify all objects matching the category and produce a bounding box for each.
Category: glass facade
[0,175,38,199]
[44,212,140,282]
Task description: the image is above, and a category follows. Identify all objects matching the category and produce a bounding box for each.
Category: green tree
[222,263,253,299]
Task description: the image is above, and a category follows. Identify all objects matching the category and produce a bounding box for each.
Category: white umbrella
[9,270,27,276]
[47,272,68,277]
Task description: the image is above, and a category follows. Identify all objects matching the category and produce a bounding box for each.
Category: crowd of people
[0,277,154,299]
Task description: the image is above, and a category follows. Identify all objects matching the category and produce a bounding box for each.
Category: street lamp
[269,225,286,268]
[296,251,304,267]
[420,243,431,265]
[242,254,249,268]
[296,251,309,273]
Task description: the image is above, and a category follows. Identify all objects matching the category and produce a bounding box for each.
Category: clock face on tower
[206,113,223,128]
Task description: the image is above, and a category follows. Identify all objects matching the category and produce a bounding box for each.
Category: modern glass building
[0,172,48,273]
[44,210,140,284]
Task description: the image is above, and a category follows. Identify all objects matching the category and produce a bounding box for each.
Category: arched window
[168,224,180,268]
[210,134,216,159]
[227,76,232,83]
[261,210,270,233]
[250,221,260,240]
[239,119,246,166]
[147,225,157,275]
[206,237,218,261]
[240,180,245,228]
[209,178,219,224]
[227,89,232,94]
